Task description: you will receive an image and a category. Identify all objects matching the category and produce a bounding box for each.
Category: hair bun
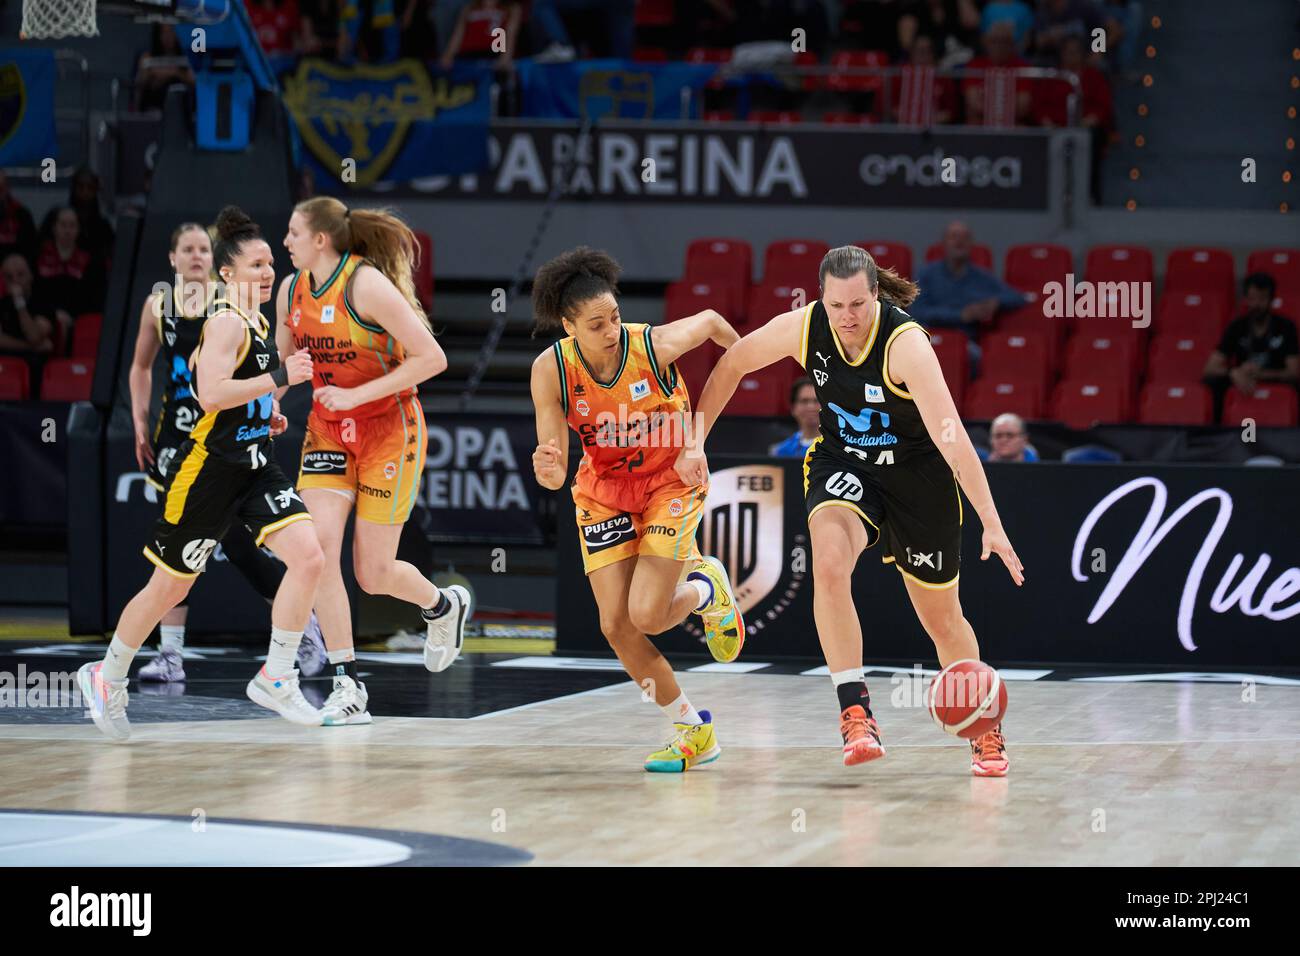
[214,205,258,242]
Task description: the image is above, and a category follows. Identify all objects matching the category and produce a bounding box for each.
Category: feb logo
[281,57,439,187]
[668,497,684,517]
[575,399,590,416]
[290,308,301,327]
[0,63,25,155]
[384,461,397,479]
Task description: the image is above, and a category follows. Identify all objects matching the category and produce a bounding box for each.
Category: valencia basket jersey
[552,323,692,483]
[800,298,937,465]
[286,251,416,422]
[187,299,279,468]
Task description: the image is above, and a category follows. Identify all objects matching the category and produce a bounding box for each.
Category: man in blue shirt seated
[771,377,821,457]
[909,221,1028,332]
[977,412,1039,462]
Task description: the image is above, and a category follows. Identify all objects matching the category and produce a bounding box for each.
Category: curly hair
[212,205,262,272]
[531,246,622,334]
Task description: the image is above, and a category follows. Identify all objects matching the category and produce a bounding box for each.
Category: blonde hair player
[529,246,744,773]
[279,197,459,727]
[679,245,1024,775]
[79,206,325,740]
[126,221,327,683]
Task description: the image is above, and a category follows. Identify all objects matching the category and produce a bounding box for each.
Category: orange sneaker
[839,705,886,766]
[970,724,1009,777]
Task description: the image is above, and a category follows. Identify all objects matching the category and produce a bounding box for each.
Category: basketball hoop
[20,0,99,39]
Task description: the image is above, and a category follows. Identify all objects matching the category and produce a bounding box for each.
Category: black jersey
[187,299,279,468]
[800,298,936,466]
[152,282,213,441]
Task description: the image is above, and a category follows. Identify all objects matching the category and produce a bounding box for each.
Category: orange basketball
[927,660,1008,739]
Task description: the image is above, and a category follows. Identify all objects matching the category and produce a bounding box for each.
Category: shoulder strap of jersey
[638,324,677,397]
[880,303,928,400]
[799,301,819,368]
[287,269,302,310]
[203,298,254,369]
[552,340,570,416]
[151,290,165,342]
[342,257,387,334]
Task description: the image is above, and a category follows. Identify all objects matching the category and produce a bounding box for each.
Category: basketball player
[529,246,744,773]
[127,222,327,682]
[680,246,1024,776]
[78,207,325,740]
[278,197,462,727]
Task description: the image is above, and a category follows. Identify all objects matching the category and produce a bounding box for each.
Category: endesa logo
[859,149,1023,189]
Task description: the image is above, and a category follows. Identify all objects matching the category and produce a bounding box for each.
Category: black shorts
[803,444,962,589]
[144,448,312,578]
[147,423,187,492]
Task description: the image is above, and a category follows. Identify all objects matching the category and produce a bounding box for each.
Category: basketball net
[20,0,99,39]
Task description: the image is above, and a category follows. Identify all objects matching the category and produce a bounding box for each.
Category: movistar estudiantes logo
[828,402,897,448]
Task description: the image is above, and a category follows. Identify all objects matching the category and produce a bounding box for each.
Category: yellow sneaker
[688,556,745,663]
[644,710,721,773]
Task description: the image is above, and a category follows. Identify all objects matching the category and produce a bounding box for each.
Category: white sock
[101,634,137,682]
[266,626,304,677]
[660,691,702,726]
[326,647,354,665]
[688,579,712,612]
[831,667,866,686]
[159,625,185,655]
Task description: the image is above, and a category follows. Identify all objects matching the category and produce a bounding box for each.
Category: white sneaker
[422,584,472,673]
[245,668,323,726]
[138,648,186,682]
[321,675,372,726]
[296,612,327,678]
[78,661,130,742]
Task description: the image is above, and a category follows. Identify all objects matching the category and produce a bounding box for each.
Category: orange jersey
[286,251,416,422]
[552,323,693,494]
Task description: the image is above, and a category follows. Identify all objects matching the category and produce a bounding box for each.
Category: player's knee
[599,613,638,646]
[627,602,664,637]
[353,560,389,595]
[812,549,853,589]
[293,541,326,581]
[920,607,966,644]
[155,573,194,606]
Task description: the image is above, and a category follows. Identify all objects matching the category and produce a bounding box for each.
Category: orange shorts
[296,396,426,525]
[572,466,708,574]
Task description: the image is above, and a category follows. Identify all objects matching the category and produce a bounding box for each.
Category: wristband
[270,366,289,387]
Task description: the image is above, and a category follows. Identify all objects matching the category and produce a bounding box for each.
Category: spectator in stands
[0,254,57,358]
[339,0,419,64]
[133,24,194,113]
[891,32,958,124]
[898,0,981,67]
[980,0,1035,52]
[0,171,39,268]
[46,168,115,267]
[1033,0,1107,64]
[439,0,522,70]
[530,0,635,62]
[908,221,1027,332]
[982,413,1039,462]
[1203,273,1300,409]
[1034,34,1112,201]
[248,0,308,55]
[962,20,1033,125]
[36,208,102,327]
[299,0,342,54]
[771,377,821,457]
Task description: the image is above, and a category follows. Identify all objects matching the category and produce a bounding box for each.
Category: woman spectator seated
[439,0,522,70]
[37,208,104,322]
[0,254,58,361]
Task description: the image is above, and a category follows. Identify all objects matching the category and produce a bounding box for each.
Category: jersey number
[174,405,197,434]
[248,445,267,469]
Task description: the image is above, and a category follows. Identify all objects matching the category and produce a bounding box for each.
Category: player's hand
[675,446,709,487]
[1230,364,1258,394]
[981,525,1024,586]
[314,385,359,411]
[532,438,565,489]
[269,399,288,437]
[133,420,155,470]
[284,348,314,386]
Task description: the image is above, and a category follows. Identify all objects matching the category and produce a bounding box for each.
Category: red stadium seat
[1164,247,1234,303]
[749,110,803,124]
[664,280,744,328]
[820,111,874,125]
[763,239,829,287]
[412,230,434,313]
[1004,243,1072,292]
[723,360,800,416]
[1146,334,1213,384]
[981,331,1054,393]
[686,47,731,64]
[1223,386,1300,428]
[858,240,913,279]
[1138,383,1213,425]
[670,341,720,397]
[965,378,1044,420]
[928,330,968,408]
[1247,248,1300,296]
[925,242,993,271]
[684,237,752,291]
[1271,293,1295,319]
[634,0,675,26]
[1085,244,1153,286]
[1063,332,1143,387]
[1155,291,1229,339]
[0,357,31,400]
[827,50,889,93]
[746,280,806,332]
[1050,378,1133,428]
[995,293,1065,366]
[71,313,103,359]
[41,358,95,402]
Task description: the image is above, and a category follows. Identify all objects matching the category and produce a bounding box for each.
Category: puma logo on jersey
[813,369,829,387]
[865,384,885,403]
[816,351,831,367]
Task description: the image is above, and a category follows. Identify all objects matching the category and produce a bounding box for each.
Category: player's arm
[128,293,163,467]
[887,327,1024,585]
[272,275,296,402]
[529,350,569,491]
[316,265,447,412]
[195,313,312,412]
[650,309,740,367]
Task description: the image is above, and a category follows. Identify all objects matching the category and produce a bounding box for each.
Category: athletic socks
[832,667,872,717]
[421,589,451,621]
[266,626,304,678]
[327,647,359,682]
[660,691,702,726]
[101,634,137,682]
[159,624,185,655]
[687,578,712,613]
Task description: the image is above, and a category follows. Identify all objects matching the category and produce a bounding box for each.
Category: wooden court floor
[2,670,1297,865]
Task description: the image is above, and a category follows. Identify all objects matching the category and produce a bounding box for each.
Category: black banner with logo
[556,458,1300,670]
[378,122,1052,209]
[0,404,67,528]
